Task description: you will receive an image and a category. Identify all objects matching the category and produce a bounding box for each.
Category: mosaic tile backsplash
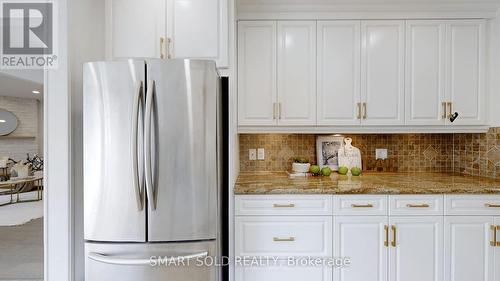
[239,128,500,179]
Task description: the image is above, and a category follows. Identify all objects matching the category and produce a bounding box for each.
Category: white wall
[0,96,40,161]
[68,0,106,280]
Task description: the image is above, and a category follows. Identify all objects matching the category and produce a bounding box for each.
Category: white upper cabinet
[446,20,485,125]
[317,21,361,125]
[405,21,446,125]
[105,0,228,67]
[106,0,165,59]
[237,21,277,126]
[166,0,228,66]
[389,217,444,281]
[361,20,405,125]
[277,21,317,125]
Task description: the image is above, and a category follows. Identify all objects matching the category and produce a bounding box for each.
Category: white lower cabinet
[234,195,500,281]
[334,216,388,281]
[389,216,444,281]
[444,216,494,281]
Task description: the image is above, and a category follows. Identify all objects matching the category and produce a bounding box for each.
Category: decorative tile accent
[485,147,500,165]
[423,145,439,160]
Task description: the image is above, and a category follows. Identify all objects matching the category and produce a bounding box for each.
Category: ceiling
[0,70,43,100]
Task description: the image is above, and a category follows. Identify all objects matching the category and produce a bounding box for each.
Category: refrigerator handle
[132,81,144,211]
[145,79,156,210]
[88,251,208,265]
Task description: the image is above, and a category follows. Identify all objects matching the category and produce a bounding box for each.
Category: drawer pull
[351,204,374,208]
[273,237,295,242]
[273,203,295,208]
[406,204,430,208]
[384,225,389,247]
[391,225,397,247]
[485,203,500,208]
[491,225,497,247]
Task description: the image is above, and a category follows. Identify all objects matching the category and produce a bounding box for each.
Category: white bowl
[292,162,311,173]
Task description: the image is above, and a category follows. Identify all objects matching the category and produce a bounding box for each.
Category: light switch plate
[376,149,388,160]
[249,149,257,160]
[257,148,265,160]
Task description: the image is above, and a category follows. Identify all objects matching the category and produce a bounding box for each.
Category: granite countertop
[234,171,500,195]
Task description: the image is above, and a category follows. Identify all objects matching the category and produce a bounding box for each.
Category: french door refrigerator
[83,59,221,281]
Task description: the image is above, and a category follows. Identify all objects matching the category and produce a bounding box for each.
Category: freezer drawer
[85,240,218,281]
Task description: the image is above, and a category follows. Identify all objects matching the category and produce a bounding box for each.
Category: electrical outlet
[257,148,265,160]
[376,149,388,160]
[249,149,257,160]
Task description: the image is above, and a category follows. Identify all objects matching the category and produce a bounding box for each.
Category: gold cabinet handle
[363,102,367,119]
[491,225,497,247]
[447,102,452,118]
[384,225,389,247]
[273,103,276,119]
[351,203,374,208]
[485,203,500,208]
[391,225,397,247]
[406,204,430,208]
[278,103,282,119]
[357,102,362,119]
[442,102,447,119]
[273,203,295,208]
[273,237,295,242]
[160,37,165,59]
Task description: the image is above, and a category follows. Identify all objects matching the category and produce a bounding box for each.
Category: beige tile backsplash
[239,128,500,179]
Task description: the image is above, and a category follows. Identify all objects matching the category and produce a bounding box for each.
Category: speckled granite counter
[234,172,500,195]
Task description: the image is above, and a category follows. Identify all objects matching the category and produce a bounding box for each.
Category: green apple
[338,166,348,175]
[321,167,332,176]
[310,165,320,175]
[351,167,362,176]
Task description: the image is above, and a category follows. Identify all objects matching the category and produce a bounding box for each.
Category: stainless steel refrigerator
[83,59,221,281]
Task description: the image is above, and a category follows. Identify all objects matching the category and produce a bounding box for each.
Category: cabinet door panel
[317,21,361,125]
[389,217,443,281]
[405,21,446,125]
[237,21,277,126]
[277,21,317,125]
[444,216,494,281]
[166,0,228,66]
[495,217,500,281]
[334,216,388,281]
[361,20,405,125]
[446,20,485,125]
[236,262,332,281]
[106,0,165,59]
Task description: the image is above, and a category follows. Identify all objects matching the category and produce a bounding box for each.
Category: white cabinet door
[236,262,332,281]
[446,20,485,125]
[166,0,228,67]
[495,217,500,281]
[389,216,444,281]
[444,216,494,281]
[334,216,388,281]
[361,20,405,125]
[317,21,361,125]
[105,0,165,59]
[237,21,277,126]
[277,21,317,126]
[405,21,446,125]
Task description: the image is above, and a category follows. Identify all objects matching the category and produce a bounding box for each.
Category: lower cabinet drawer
[235,263,332,281]
[389,195,444,215]
[445,195,500,215]
[235,216,332,257]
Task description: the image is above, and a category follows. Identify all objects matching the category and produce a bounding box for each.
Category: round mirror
[0,109,18,136]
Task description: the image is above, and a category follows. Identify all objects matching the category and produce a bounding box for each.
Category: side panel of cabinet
[166,0,228,67]
[333,216,388,281]
[444,216,494,281]
[361,20,405,125]
[105,0,165,59]
[405,21,446,125]
[237,21,277,126]
[446,20,485,125]
[317,21,361,125]
[389,216,444,281]
[495,217,500,281]
[277,21,317,126]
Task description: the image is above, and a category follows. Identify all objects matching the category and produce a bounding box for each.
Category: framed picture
[316,135,344,171]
